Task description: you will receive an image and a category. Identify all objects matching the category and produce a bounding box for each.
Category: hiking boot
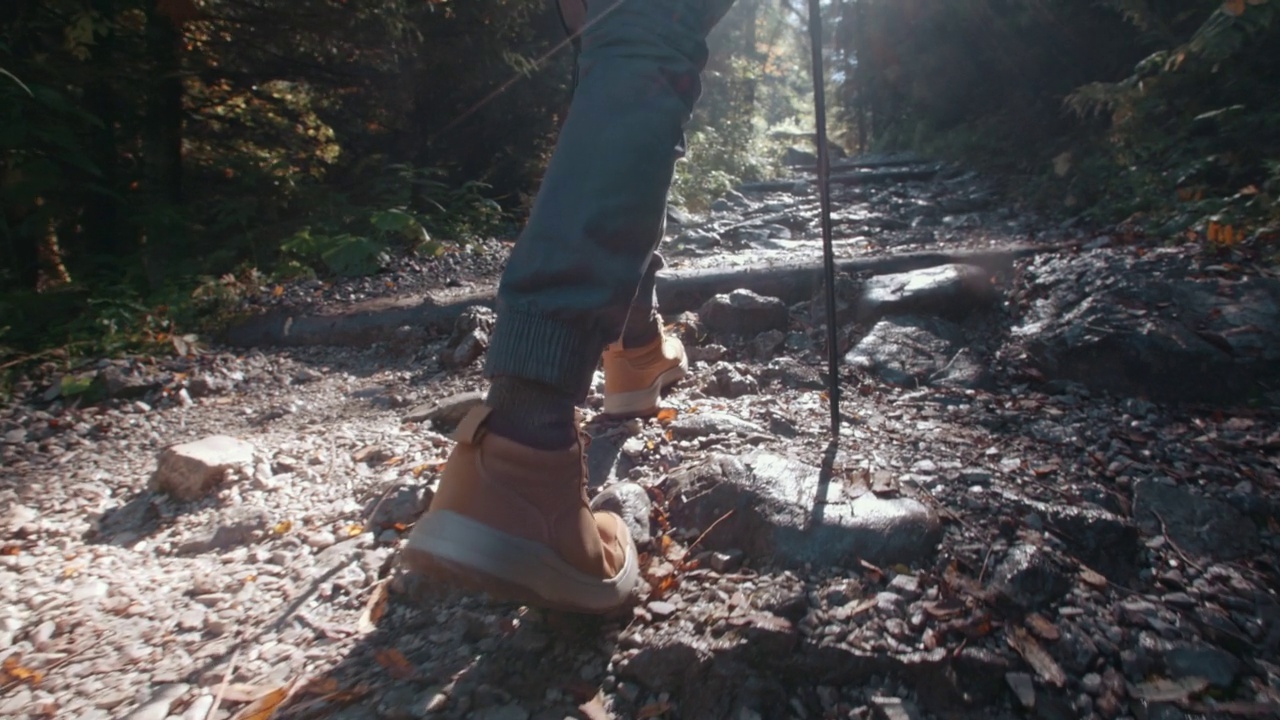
[403,406,640,614]
[601,332,688,417]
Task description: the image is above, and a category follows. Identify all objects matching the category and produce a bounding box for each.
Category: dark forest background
[2,0,1278,365]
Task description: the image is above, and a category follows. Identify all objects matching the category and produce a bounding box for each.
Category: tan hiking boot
[403,406,639,614]
[601,332,688,417]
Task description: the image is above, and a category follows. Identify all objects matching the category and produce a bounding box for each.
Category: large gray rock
[91,365,163,400]
[858,264,995,323]
[1133,479,1259,561]
[1010,248,1280,403]
[151,436,259,501]
[666,452,942,567]
[699,289,789,337]
[991,543,1072,611]
[846,316,987,388]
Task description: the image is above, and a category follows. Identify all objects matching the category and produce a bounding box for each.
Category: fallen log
[222,244,1058,348]
[788,155,931,172]
[736,167,940,193]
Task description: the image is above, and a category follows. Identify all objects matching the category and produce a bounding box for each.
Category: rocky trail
[4,158,1280,720]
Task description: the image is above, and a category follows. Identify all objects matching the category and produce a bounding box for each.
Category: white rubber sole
[602,357,689,416]
[402,509,640,614]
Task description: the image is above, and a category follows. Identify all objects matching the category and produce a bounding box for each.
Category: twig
[206,647,240,720]
[679,509,736,565]
[1151,509,1205,573]
[977,543,996,584]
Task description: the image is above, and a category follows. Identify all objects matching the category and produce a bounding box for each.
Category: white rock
[305,531,337,549]
[177,609,205,631]
[150,436,258,501]
[72,580,110,603]
[181,694,214,720]
[4,504,36,531]
[121,683,189,720]
[31,619,55,648]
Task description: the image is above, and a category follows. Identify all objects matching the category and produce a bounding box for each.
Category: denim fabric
[485,0,732,400]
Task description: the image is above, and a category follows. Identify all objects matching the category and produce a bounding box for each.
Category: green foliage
[839,0,1280,247]
[672,0,811,211]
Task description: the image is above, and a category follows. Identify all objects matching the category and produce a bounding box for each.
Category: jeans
[483,0,734,401]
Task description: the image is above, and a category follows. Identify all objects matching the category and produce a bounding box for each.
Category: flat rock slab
[858,264,996,323]
[1133,479,1260,561]
[150,435,259,501]
[666,452,941,567]
[1011,247,1280,403]
[845,316,988,388]
[668,411,766,439]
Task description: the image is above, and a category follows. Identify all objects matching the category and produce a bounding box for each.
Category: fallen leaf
[229,682,292,720]
[272,285,284,297]
[656,408,678,424]
[1025,613,1061,641]
[345,524,365,537]
[272,520,293,535]
[221,683,281,704]
[922,600,964,619]
[373,648,416,680]
[858,559,884,582]
[1007,625,1066,687]
[1223,0,1246,16]
[0,545,20,556]
[2,655,45,686]
[1130,676,1209,703]
[845,598,878,617]
[357,578,390,634]
[1079,566,1108,589]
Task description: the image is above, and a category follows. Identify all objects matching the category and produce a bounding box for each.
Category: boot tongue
[451,406,493,444]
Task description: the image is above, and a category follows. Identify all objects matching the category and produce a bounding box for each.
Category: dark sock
[485,376,578,450]
[621,307,662,349]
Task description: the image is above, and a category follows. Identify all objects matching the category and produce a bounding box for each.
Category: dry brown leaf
[1223,0,1246,16]
[272,520,292,535]
[921,600,964,619]
[220,683,280,704]
[846,598,878,617]
[2,655,44,686]
[0,545,21,556]
[228,683,292,720]
[1079,566,1108,589]
[373,648,417,680]
[1007,625,1066,688]
[656,408,678,425]
[1131,676,1209,703]
[1025,613,1061,642]
[357,578,390,634]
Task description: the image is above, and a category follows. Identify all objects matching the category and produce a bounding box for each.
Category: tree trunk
[141,0,185,288]
[81,0,126,281]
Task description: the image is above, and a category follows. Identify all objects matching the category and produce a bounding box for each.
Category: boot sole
[402,510,640,615]
[602,357,689,417]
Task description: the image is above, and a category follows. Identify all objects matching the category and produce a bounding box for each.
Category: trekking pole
[806,0,841,438]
